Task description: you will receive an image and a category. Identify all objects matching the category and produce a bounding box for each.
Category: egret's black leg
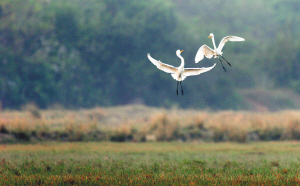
[221,56,232,67]
[218,58,227,72]
[176,81,179,96]
[180,81,184,95]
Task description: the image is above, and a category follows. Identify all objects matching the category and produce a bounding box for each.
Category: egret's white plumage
[195,33,245,71]
[148,50,216,81]
[147,49,216,95]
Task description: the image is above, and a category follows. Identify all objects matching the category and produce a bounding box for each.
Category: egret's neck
[211,36,217,51]
[177,54,185,70]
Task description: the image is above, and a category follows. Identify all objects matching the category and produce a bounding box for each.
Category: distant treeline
[0,0,300,109]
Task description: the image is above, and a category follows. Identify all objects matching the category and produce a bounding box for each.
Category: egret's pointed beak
[180,50,184,53]
[208,36,212,38]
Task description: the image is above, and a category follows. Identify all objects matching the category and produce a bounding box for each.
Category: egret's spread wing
[182,63,216,77]
[195,45,214,63]
[218,36,245,52]
[147,53,177,74]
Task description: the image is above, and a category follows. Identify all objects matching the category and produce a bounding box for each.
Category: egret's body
[195,33,245,71]
[147,50,216,95]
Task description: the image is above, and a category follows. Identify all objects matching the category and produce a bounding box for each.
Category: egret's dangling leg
[221,56,231,67]
[180,81,184,95]
[176,81,179,95]
[218,58,227,72]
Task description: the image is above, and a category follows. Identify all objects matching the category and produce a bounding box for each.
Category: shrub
[285,119,300,140]
[148,112,180,141]
[0,125,9,134]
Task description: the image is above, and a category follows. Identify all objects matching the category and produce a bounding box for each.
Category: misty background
[0,0,300,110]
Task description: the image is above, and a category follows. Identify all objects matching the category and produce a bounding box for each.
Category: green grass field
[1,142,300,185]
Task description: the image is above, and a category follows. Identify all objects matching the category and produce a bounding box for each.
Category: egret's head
[208,33,214,38]
[176,49,183,55]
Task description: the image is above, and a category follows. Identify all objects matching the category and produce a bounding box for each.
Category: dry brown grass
[1,104,300,142]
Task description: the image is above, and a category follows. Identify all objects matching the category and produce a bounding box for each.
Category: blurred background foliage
[0,0,300,110]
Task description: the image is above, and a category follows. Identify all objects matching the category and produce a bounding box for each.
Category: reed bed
[1,104,300,143]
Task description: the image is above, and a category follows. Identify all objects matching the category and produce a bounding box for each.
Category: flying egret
[195,33,245,72]
[147,50,216,95]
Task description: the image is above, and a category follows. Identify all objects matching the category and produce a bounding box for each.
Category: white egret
[147,50,216,95]
[195,33,245,72]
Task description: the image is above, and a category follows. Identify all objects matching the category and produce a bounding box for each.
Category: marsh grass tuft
[22,103,42,119]
[271,161,280,167]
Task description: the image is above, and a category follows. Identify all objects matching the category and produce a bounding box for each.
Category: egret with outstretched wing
[148,50,216,95]
[195,33,245,72]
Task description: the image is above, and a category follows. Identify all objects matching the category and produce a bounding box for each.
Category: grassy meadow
[1,105,300,184]
[1,142,300,185]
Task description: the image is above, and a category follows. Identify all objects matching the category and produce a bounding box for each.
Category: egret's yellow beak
[180,50,184,53]
[208,36,212,38]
